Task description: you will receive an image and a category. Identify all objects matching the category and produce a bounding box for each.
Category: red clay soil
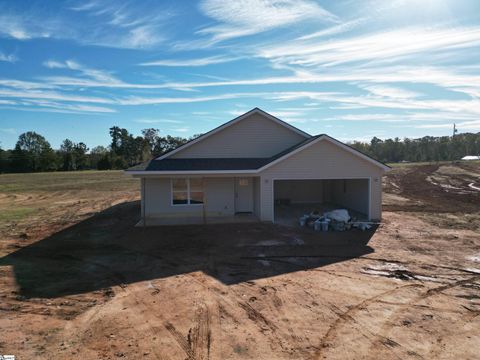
[0,165,479,359]
[384,163,480,213]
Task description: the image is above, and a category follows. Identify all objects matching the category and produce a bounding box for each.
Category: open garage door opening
[273,179,370,227]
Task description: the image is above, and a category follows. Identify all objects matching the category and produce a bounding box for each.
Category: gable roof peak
[156,107,311,160]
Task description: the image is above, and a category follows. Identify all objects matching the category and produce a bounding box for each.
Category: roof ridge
[155,108,311,161]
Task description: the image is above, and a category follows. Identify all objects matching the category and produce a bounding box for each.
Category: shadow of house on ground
[0,201,377,299]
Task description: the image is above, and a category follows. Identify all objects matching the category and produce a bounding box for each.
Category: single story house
[126,108,390,226]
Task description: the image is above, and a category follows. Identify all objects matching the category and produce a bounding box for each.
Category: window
[172,178,204,205]
[172,178,188,205]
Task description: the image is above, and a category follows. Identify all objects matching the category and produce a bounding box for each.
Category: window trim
[171,178,204,206]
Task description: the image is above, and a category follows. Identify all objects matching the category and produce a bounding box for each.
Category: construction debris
[299,209,375,232]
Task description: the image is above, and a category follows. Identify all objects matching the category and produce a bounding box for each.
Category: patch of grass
[418,212,480,231]
[0,170,138,193]
[0,207,36,222]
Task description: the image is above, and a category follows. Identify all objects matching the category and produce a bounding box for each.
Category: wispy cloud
[297,18,365,40]
[0,14,40,40]
[169,127,190,133]
[0,100,17,105]
[196,0,338,44]
[43,59,121,84]
[140,55,239,67]
[0,79,57,90]
[0,128,16,135]
[134,118,183,124]
[0,52,18,63]
[262,91,480,117]
[69,0,170,48]
[325,111,479,123]
[259,26,480,67]
[26,101,116,113]
[0,88,113,104]
[0,1,171,49]
[361,85,422,99]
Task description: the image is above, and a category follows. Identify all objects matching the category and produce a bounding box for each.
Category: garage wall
[329,179,369,215]
[259,139,384,222]
[274,180,323,203]
[143,177,235,218]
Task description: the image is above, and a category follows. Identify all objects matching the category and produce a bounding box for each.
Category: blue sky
[1,0,480,149]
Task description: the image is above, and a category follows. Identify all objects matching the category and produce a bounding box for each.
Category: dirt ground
[0,164,479,359]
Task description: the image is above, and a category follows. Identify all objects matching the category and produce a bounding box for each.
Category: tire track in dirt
[190,305,212,360]
[120,282,212,360]
[427,306,480,359]
[70,249,214,360]
[57,263,172,359]
[366,275,480,357]
[163,305,211,360]
[185,273,305,355]
[164,322,197,359]
[314,283,424,359]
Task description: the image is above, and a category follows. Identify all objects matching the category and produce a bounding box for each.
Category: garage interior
[273,179,370,227]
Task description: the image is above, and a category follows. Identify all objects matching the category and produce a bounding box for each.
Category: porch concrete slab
[136,214,259,227]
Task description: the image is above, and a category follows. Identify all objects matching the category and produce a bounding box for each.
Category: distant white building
[461,155,480,161]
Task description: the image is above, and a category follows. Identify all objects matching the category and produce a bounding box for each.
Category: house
[461,155,480,161]
[126,108,390,226]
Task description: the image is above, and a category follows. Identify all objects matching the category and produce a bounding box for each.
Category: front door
[235,177,254,213]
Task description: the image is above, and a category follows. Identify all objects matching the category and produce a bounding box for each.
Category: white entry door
[235,177,254,213]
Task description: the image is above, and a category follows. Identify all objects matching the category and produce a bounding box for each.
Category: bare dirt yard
[0,163,479,359]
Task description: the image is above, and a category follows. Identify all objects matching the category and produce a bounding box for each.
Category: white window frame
[171,178,204,206]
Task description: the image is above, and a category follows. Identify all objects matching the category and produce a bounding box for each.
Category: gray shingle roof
[126,133,390,172]
[127,135,320,172]
[128,158,272,171]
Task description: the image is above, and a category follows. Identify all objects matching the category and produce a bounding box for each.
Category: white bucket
[321,221,329,232]
[314,221,322,231]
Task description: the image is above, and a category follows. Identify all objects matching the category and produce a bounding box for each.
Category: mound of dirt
[384,163,480,214]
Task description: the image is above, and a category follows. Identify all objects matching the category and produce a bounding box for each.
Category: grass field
[0,164,479,359]
[0,170,138,243]
[0,170,138,193]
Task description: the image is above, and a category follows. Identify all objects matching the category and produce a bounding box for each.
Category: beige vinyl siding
[143,177,237,219]
[259,139,383,222]
[171,112,307,158]
[253,177,261,217]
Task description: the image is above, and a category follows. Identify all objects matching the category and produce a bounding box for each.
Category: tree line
[0,127,199,173]
[348,132,480,163]
[0,128,479,173]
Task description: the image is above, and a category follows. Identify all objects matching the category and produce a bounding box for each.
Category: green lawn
[0,207,37,222]
[0,170,139,193]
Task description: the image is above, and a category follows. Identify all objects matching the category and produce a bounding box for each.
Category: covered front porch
[139,175,261,226]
